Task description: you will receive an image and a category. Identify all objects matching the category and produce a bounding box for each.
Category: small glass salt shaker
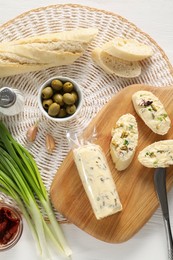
[0,87,25,116]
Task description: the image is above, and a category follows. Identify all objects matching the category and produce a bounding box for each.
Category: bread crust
[92,47,141,78]
[102,38,153,61]
[0,28,98,77]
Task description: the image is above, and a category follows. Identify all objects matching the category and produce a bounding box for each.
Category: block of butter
[73,143,122,220]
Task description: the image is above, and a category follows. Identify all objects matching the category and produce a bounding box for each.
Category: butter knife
[154,167,173,259]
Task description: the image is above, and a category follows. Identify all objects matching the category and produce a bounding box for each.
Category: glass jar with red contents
[0,202,23,251]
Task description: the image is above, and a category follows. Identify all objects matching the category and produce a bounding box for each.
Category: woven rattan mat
[0,4,173,222]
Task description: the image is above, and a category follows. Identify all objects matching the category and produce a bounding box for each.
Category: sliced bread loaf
[92,47,141,78]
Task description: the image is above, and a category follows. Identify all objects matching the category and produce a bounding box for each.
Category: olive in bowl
[38,76,83,122]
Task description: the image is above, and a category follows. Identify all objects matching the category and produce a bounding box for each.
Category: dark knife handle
[154,168,173,260]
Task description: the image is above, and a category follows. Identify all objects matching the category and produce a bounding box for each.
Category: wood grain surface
[50,84,173,243]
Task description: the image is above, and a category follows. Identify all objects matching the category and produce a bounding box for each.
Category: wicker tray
[0,4,173,223]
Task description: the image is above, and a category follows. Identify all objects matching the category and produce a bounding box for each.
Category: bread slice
[0,28,98,78]
[102,38,153,61]
[92,47,141,78]
[138,140,173,168]
[110,113,138,171]
[132,90,171,135]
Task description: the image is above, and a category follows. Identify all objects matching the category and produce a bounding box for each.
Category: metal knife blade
[154,167,173,259]
[154,167,169,218]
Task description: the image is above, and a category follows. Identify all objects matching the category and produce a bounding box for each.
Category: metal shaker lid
[0,87,16,108]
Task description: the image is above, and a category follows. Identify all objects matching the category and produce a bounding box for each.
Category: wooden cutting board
[50,84,173,243]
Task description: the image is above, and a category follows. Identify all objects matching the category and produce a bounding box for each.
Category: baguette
[92,47,141,78]
[0,28,98,77]
[102,37,153,61]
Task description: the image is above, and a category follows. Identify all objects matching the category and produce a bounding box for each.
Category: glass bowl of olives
[38,76,83,122]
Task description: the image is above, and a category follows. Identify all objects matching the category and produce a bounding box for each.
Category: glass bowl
[0,202,23,251]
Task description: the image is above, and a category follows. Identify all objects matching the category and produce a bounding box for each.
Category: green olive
[71,91,78,102]
[48,103,60,117]
[42,99,53,110]
[63,82,74,93]
[51,79,63,91]
[58,108,67,118]
[41,86,53,99]
[66,104,77,115]
[53,93,64,106]
[63,93,75,105]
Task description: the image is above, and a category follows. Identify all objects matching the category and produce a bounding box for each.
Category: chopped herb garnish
[157,117,163,121]
[123,139,129,146]
[157,150,164,154]
[153,161,158,165]
[145,152,156,158]
[162,113,168,118]
[157,114,168,121]
[151,113,155,119]
[129,124,133,130]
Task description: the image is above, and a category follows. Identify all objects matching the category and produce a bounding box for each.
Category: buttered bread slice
[138,140,173,168]
[132,90,171,135]
[110,113,138,171]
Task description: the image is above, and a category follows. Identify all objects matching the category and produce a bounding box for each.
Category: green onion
[0,121,72,259]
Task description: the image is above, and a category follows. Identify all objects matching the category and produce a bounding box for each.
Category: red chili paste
[0,206,20,245]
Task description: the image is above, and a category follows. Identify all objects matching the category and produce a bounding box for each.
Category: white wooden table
[0,1,173,259]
